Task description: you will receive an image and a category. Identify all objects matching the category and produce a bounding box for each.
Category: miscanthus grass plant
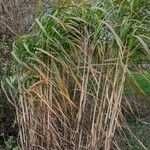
[2,0,150,149]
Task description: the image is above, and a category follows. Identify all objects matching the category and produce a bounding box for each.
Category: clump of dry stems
[2,1,149,149]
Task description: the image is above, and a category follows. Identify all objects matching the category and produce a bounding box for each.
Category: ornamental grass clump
[2,0,149,149]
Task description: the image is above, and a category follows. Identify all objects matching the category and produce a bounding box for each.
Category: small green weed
[4,136,20,150]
